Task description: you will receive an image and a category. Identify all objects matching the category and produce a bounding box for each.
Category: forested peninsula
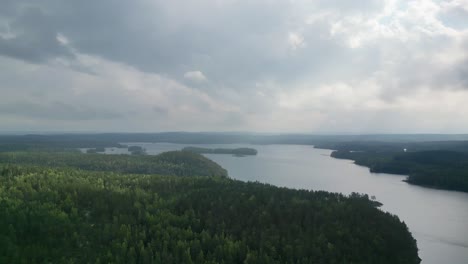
[315,141,468,193]
[0,141,420,263]
[0,151,227,178]
[183,147,258,156]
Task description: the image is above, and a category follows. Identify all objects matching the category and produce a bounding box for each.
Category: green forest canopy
[0,151,227,178]
[331,150,468,193]
[182,147,258,156]
[0,164,420,263]
[0,136,423,263]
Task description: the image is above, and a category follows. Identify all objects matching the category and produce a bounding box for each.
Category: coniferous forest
[330,149,468,192]
[0,147,421,263]
[3,0,468,260]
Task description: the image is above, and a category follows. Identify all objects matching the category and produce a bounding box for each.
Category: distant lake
[106,143,468,264]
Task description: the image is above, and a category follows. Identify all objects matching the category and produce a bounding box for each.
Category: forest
[1,133,466,192]
[330,149,468,193]
[127,146,147,155]
[182,147,258,156]
[0,151,227,178]
[0,145,421,263]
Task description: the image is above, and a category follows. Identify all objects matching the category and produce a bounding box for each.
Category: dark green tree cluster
[0,151,227,178]
[0,135,125,152]
[0,165,419,263]
[332,150,468,192]
[183,147,258,156]
[127,146,147,155]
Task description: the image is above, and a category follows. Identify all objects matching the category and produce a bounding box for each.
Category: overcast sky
[1,0,468,133]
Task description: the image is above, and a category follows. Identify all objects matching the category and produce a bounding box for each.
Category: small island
[86,147,105,154]
[182,146,258,157]
[127,145,147,155]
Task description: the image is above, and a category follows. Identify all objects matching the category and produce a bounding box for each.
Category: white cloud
[56,33,69,46]
[328,0,463,48]
[288,32,306,50]
[183,71,207,82]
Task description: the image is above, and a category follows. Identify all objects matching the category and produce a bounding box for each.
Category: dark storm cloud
[56,0,292,85]
[1,0,466,91]
[0,0,376,86]
[0,0,19,16]
[0,0,437,92]
[0,4,73,62]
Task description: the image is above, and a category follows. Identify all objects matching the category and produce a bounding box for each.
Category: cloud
[56,33,69,46]
[0,5,74,62]
[0,0,468,133]
[184,71,207,82]
[0,101,123,120]
[288,32,306,50]
[0,51,243,132]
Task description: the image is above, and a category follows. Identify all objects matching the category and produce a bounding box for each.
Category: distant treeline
[2,133,468,152]
[183,147,257,156]
[314,140,468,153]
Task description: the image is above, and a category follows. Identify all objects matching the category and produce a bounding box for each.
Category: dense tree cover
[128,146,147,155]
[183,147,258,156]
[0,165,419,263]
[0,151,227,178]
[315,140,468,153]
[331,150,468,192]
[0,135,124,152]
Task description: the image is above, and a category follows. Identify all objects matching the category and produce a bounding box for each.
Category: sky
[1,0,468,133]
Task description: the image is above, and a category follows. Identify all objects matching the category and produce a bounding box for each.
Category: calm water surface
[109,143,468,264]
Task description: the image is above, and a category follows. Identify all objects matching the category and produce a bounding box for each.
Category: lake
[107,143,468,264]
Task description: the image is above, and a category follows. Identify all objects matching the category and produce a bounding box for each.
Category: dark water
[107,143,468,264]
